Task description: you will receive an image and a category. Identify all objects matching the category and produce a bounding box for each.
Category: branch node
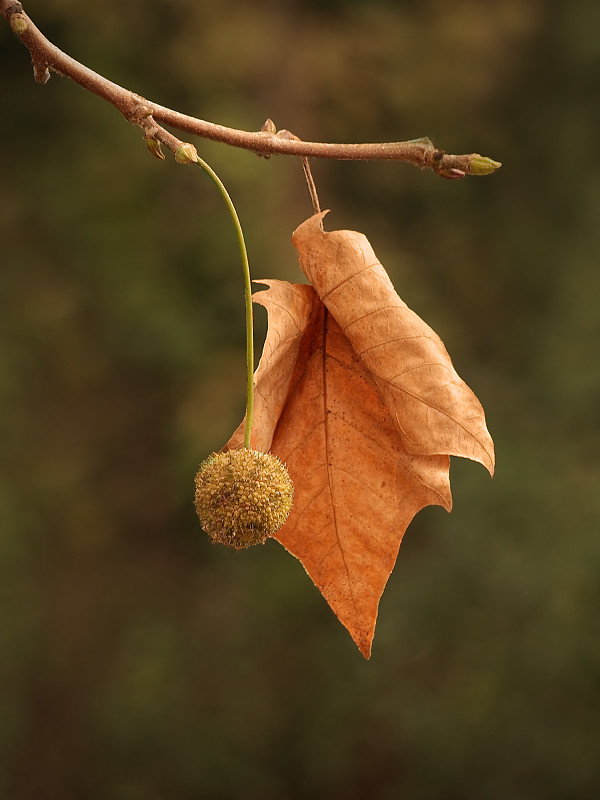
[254,118,278,158]
[127,95,153,124]
[135,113,197,163]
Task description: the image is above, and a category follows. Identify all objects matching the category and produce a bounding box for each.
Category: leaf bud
[443,168,467,180]
[33,63,51,85]
[145,137,165,160]
[10,13,28,35]
[468,154,502,176]
[261,118,277,134]
[174,142,198,164]
[194,449,294,549]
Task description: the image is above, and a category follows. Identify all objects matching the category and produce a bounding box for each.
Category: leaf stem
[302,158,321,214]
[195,158,254,450]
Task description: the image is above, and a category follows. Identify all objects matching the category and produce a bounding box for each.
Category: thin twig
[1,0,501,179]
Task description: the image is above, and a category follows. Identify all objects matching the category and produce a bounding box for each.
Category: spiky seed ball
[194,449,294,549]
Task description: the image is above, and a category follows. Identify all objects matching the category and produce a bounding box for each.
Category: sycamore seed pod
[194,449,294,549]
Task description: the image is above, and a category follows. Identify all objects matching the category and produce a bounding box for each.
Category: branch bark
[1,1,501,179]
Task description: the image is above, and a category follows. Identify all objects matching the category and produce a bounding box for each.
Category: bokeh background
[1,0,599,797]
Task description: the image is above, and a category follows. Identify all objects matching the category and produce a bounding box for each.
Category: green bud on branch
[468,154,502,176]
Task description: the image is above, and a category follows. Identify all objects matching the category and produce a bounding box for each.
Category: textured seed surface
[194,449,294,549]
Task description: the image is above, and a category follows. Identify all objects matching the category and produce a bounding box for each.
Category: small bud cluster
[194,449,294,549]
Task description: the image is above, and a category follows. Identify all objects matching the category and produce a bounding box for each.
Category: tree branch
[1,0,501,179]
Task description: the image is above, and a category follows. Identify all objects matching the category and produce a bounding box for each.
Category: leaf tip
[349,627,374,659]
[480,435,496,477]
[359,642,373,660]
[292,209,330,242]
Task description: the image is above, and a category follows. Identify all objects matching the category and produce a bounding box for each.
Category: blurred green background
[1,0,599,797]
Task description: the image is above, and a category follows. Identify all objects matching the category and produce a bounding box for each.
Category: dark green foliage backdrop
[1,1,599,797]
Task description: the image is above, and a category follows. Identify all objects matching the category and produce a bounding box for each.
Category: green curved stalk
[195,158,254,449]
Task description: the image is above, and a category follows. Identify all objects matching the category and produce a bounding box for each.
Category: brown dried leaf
[226,214,494,657]
[293,212,495,474]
